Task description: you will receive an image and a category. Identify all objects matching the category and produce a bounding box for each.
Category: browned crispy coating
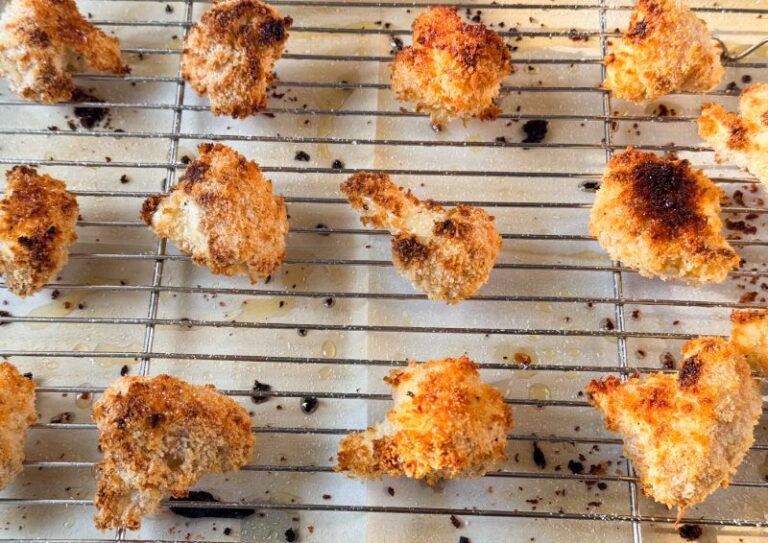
[587,337,761,521]
[0,362,36,491]
[0,166,79,297]
[336,356,513,484]
[0,0,129,103]
[589,147,739,284]
[731,309,768,377]
[341,172,501,303]
[391,6,512,129]
[603,0,723,104]
[699,83,768,188]
[92,374,255,531]
[141,143,288,283]
[182,0,292,118]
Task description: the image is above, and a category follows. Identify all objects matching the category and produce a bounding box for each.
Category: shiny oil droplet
[321,340,336,359]
[45,360,59,370]
[528,383,551,401]
[63,520,74,529]
[75,384,93,409]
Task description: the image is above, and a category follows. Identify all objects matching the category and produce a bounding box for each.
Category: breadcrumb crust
[336,356,513,484]
[588,337,761,522]
[589,147,739,284]
[0,361,36,492]
[341,171,501,303]
[0,165,79,297]
[603,0,723,104]
[93,375,255,531]
[391,6,511,129]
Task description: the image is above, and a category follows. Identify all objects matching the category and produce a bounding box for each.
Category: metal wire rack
[0,0,767,541]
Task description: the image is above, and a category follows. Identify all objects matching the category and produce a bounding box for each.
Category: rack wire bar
[1,0,767,541]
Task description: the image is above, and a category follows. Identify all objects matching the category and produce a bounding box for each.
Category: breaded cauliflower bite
[0,166,79,297]
[587,337,761,521]
[0,362,36,491]
[336,356,513,484]
[391,6,512,129]
[182,0,292,118]
[589,148,739,284]
[731,309,768,377]
[93,375,255,531]
[341,172,501,303]
[699,84,768,188]
[603,0,723,104]
[141,143,288,283]
[0,0,129,103]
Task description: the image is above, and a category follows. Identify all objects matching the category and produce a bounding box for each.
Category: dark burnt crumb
[597,482,608,491]
[514,352,533,365]
[120,174,130,184]
[732,190,746,206]
[672,320,679,326]
[459,537,471,543]
[661,352,675,369]
[579,181,601,192]
[297,328,308,337]
[739,291,758,303]
[741,75,752,84]
[51,289,61,300]
[577,390,584,397]
[315,223,331,236]
[631,309,641,320]
[387,486,395,497]
[532,442,546,469]
[635,349,646,359]
[251,380,271,404]
[587,501,602,507]
[0,310,12,325]
[22,372,33,379]
[170,491,255,519]
[567,460,584,474]
[48,125,59,131]
[77,303,86,310]
[725,218,757,235]
[322,494,331,500]
[567,28,590,42]
[653,104,676,117]
[284,528,297,542]
[600,318,615,331]
[449,515,462,528]
[71,89,109,129]
[180,155,191,164]
[324,297,335,308]
[294,151,310,162]
[67,120,77,131]
[521,120,548,144]
[495,136,507,143]
[120,365,129,376]
[300,396,319,414]
[586,302,594,309]
[332,159,344,169]
[390,35,404,53]
[165,4,173,13]
[223,527,232,536]
[725,81,741,94]
[50,412,74,424]
[678,524,703,541]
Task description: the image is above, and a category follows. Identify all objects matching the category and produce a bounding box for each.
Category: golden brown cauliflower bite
[587,337,762,521]
[731,309,768,377]
[699,84,768,188]
[141,143,288,283]
[0,362,36,491]
[92,374,255,531]
[589,148,739,284]
[0,0,129,103]
[391,6,512,129]
[0,166,79,297]
[341,172,501,303]
[603,0,723,104]
[182,0,292,118]
[336,356,513,484]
